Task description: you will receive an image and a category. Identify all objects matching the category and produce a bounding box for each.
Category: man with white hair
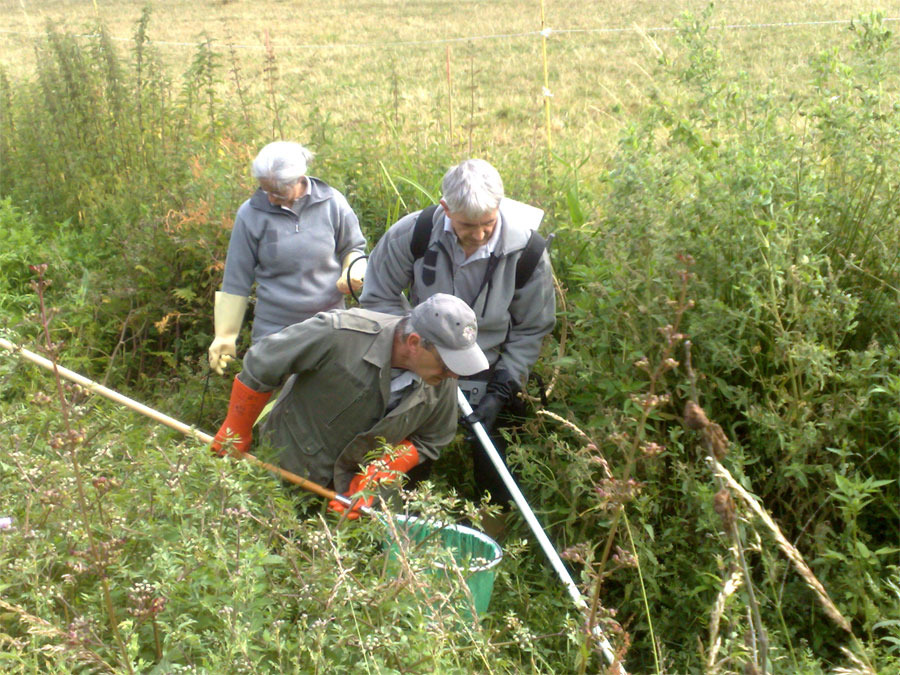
[208,141,367,375]
[360,159,556,515]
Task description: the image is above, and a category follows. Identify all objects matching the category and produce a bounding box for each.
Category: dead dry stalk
[708,458,854,635]
[683,341,871,673]
[706,568,743,674]
[536,409,612,479]
[0,598,115,672]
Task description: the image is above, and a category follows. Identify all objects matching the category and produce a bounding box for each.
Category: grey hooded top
[222,177,366,336]
[358,202,556,384]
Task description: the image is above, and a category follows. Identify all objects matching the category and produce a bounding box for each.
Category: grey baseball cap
[409,294,489,377]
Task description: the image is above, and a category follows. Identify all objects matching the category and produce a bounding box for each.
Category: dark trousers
[468,420,515,504]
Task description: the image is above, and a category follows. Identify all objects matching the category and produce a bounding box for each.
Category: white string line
[0,17,896,52]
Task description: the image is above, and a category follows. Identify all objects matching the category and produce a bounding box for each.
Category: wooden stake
[446,44,454,147]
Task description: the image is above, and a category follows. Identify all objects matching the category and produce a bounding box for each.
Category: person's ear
[439,199,451,216]
[407,332,422,351]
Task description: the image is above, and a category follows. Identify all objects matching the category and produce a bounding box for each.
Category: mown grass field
[1,0,893,171]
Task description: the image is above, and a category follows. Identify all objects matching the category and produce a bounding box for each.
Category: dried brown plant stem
[685,341,872,671]
[706,568,743,673]
[102,306,134,388]
[685,340,767,672]
[709,457,876,672]
[580,266,694,673]
[0,598,115,672]
[226,38,252,129]
[31,267,134,674]
[723,499,767,672]
[535,409,612,479]
[263,29,283,139]
[708,458,854,635]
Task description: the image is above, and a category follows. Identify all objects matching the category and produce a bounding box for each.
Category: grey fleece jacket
[238,308,457,493]
[358,203,556,384]
[222,177,366,334]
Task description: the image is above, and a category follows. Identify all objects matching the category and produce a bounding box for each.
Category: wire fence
[0,16,897,53]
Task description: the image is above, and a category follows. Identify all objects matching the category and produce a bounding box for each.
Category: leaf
[173,287,197,303]
[873,619,900,629]
[855,540,873,559]
[565,187,585,228]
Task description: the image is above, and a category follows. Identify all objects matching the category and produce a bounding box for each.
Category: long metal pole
[0,337,356,509]
[458,388,623,672]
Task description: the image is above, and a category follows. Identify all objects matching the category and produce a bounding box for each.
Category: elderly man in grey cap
[211,293,488,518]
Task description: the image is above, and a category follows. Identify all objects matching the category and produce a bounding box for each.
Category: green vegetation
[1,6,898,674]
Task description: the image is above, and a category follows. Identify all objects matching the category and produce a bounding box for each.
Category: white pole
[457,389,623,672]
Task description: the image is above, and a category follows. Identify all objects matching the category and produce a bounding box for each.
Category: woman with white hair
[208,141,368,374]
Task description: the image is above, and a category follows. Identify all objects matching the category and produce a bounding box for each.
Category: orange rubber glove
[329,440,419,520]
[211,377,272,455]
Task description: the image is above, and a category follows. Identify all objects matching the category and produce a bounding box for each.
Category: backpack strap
[515,230,548,290]
[412,203,548,290]
[410,205,440,260]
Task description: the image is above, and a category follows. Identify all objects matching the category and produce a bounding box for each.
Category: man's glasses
[263,189,293,202]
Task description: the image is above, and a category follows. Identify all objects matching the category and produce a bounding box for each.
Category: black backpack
[410,204,549,290]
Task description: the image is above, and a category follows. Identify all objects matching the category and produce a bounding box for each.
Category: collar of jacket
[357,313,431,416]
[333,309,408,410]
[247,176,332,213]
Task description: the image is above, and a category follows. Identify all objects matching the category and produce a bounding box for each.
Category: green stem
[623,513,660,673]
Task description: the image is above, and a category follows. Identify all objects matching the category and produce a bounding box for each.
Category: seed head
[683,401,709,430]
[713,489,736,530]
[704,422,730,460]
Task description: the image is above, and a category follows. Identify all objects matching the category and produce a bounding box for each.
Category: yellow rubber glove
[336,252,367,295]
[208,291,249,375]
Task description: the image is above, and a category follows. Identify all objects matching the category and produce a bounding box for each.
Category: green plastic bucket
[387,514,503,615]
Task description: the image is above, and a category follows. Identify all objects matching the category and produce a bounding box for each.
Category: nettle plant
[530,10,900,673]
[0,383,572,672]
[1,269,619,673]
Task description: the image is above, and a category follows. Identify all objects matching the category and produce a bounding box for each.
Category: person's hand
[208,338,236,375]
[467,370,520,435]
[329,440,418,519]
[472,392,506,434]
[336,254,367,295]
[209,292,248,374]
[210,377,272,456]
[328,473,374,520]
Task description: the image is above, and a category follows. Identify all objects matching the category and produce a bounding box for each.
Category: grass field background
[1,0,893,178]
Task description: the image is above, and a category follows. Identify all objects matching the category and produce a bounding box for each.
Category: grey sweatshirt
[222,177,366,335]
[359,203,556,384]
